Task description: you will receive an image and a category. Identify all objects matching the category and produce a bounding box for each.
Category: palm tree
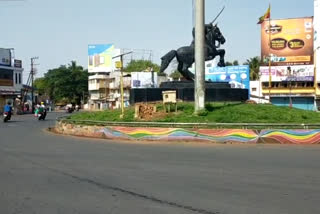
[244,57,261,80]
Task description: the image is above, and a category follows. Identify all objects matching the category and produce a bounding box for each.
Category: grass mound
[69,102,320,124]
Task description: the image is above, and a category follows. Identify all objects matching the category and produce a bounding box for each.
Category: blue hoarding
[205,65,250,97]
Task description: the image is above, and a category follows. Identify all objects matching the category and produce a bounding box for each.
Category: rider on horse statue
[159,22,226,81]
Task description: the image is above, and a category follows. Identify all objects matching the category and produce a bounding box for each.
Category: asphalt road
[1,112,320,214]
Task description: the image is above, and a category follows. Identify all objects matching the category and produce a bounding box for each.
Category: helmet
[41,102,44,105]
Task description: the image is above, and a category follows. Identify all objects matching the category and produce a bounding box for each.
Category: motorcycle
[3,112,11,122]
[37,111,47,120]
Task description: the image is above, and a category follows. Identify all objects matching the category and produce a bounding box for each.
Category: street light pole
[30,57,38,113]
[113,52,132,119]
[194,0,206,113]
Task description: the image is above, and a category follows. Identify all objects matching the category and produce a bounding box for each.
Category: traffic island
[53,120,320,144]
[52,103,320,144]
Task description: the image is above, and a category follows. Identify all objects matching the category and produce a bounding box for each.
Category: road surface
[0,113,320,214]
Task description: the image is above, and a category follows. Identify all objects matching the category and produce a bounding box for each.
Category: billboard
[14,59,22,68]
[0,68,13,86]
[205,65,250,91]
[0,48,11,67]
[88,44,118,73]
[259,65,314,82]
[261,17,314,66]
[131,72,158,88]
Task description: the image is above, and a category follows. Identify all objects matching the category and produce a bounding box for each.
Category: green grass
[69,102,320,124]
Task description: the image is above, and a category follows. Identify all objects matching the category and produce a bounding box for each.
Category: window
[15,73,18,84]
[18,73,21,84]
[252,88,257,92]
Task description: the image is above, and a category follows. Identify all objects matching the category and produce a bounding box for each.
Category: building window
[19,73,21,84]
[15,73,18,84]
[252,88,257,92]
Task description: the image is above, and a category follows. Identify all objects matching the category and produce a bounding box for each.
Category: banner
[261,17,314,66]
[205,65,250,91]
[315,0,320,82]
[0,48,11,67]
[88,44,120,73]
[0,68,13,86]
[259,65,314,82]
[131,72,158,88]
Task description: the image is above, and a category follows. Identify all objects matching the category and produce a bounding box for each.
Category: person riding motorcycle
[3,102,12,121]
[37,102,47,120]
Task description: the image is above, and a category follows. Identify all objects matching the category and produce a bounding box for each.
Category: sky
[0,0,314,81]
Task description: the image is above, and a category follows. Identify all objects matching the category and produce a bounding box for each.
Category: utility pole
[194,0,206,113]
[113,52,132,119]
[30,57,39,113]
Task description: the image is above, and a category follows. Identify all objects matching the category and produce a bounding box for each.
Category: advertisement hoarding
[261,17,314,66]
[259,65,314,82]
[0,68,13,86]
[88,44,115,73]
[131,72,158,88]
[14,59,22,68]
[315,0,320,82]
[0,48,11,67]
[205,65,250,92]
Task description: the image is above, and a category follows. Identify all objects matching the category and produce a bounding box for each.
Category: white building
[88,72,131,110]
[0,48,23,112]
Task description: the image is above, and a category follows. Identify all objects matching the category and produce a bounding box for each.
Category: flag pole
[268,4,272,101]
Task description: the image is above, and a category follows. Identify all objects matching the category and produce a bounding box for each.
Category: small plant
[196,109,208,116]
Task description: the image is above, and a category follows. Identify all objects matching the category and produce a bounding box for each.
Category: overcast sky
[0,0,314,80]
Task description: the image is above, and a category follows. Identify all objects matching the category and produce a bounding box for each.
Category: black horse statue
[159,24,226,81]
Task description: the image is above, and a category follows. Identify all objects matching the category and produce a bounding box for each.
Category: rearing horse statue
[159,23,226,81]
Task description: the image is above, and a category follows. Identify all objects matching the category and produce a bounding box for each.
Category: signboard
[259,65,314,82]
[315,0,320,83]
[261,17,314,66]
[131,72,158,88]
[88,44,116,73]
[0,68,13,86]
[14,59,22,68]
[205,65,250,91]
[0,48,11,67]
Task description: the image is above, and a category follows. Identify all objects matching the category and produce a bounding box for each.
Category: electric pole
[31,57,39,113]
[113,52,132,119]
[194,0,206,113]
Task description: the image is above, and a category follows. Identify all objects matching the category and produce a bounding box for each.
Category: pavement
[1,112,320,214]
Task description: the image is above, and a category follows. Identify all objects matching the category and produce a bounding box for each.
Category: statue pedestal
[160,81,230,89]
[130,81,248,104]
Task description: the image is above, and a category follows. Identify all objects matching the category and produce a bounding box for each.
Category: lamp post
[194,0,206,114]
[112,52,132,119]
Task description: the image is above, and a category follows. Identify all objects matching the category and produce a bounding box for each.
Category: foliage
[70,102,320,124]
[124,60,160,73]
[170,70,182,80]
[35,61,88,104]
[244,57,261,80]
[225,60,239,66]
[34,77,48,96]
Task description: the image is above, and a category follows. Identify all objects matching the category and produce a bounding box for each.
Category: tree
[34,77,48,96]
[170,70,182,80]
[225,61,233,66]
[124,60,160,73]
[225,60,239,66]
[40,61,88,104]
[244,57,261,80]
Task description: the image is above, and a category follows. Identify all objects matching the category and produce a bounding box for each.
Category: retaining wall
[54,121,320,144]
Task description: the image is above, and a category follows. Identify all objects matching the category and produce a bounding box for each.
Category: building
[259,17,317,111]
[88,72,131,110]
[87,44,123,110]
[0,48,23,113]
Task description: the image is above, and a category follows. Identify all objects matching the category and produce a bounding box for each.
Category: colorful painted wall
[55,122,320,144]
